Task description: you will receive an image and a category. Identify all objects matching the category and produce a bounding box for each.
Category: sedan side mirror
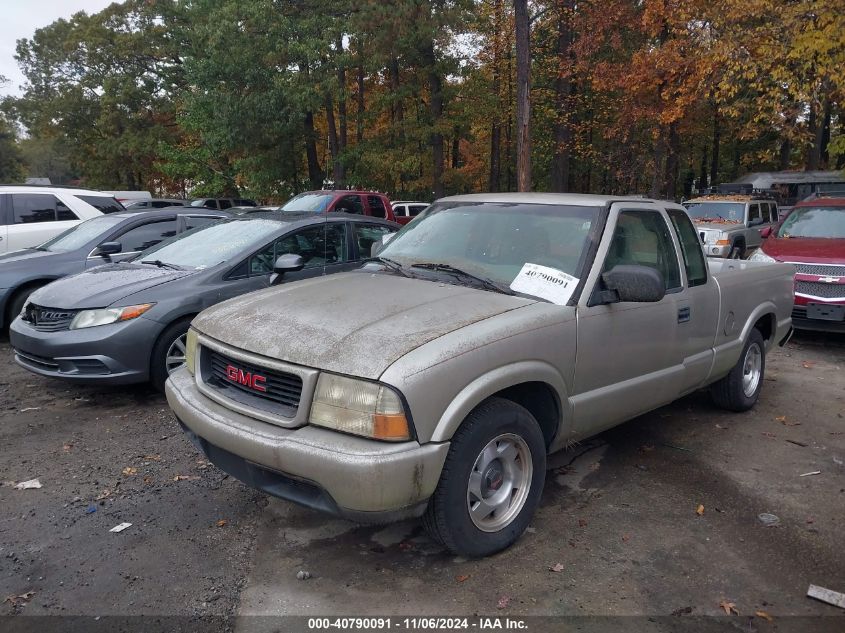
[599,265,666,303]
[270,253,305,286]
[760,226,773,238]
[92,241,122,257]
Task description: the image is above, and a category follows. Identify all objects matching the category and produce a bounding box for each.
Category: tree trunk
[356,39,365,146]
[663,122,679,200]
[488,0,504,192]
[710,104,720,185]
[514,0,531,192]
[806,101,820,170]
[304,110,322,188]
[452,133,460,169]
[335,36,348,159]
[429,65,445,198]
[389,57,403,128]
[821,98,832,166]
[699,145,708,193]
[779,138,791,171]
[550,0,573,192]
[325,94,344,186]
[650,127,666,199]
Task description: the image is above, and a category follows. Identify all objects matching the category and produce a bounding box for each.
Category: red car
[279,190,396,222]
[750,194,845,332]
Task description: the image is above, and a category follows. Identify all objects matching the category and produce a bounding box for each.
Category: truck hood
[28,263,195,309]
[761,237,845,264]
[693,220,742,231]
[193,272,537,380]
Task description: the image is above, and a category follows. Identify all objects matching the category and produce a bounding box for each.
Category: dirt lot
[1,333,844,630]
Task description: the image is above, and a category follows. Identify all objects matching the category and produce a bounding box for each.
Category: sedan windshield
[38,215,126,252]
[280,193,334,213]
[378,202,599,290]
[778,206,845,238]
[136,219,286,269]
[683,202,744,222]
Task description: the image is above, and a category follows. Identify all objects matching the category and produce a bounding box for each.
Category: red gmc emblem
[225,364,267,392]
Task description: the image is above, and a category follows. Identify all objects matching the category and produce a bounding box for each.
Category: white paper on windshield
[509,263,578,305]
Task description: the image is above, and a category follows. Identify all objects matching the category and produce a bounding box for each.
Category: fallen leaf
[143,476,153,484]
[4,591,35,605]
[801,361,814,369]
[122,467,137,476]
[455,574,470,582]
[216,519,227,527]
[173,475,200,481]
[755,610,773,622]
[497,595,510,609]
[775,415,787,423]
[719,600,738,615]
[549,563,565,572]
[62,443,73,452]
[622,534,630,543]
[578,518,588,528]
[696,504,705,516]
[94,489,111,501]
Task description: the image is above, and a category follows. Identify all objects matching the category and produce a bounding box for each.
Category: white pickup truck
[166,193,794,557]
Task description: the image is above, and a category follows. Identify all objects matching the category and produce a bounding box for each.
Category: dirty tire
[423,397,546,557]
[150,318,192,392]
[711,328,765,412]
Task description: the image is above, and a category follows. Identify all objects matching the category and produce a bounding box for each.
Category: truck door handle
[678,306,691,323]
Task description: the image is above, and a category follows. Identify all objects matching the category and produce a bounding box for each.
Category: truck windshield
[778,206,845,239]
[280,193,334,213]
[136,219,286,269]
[683,202,744,222]
[378,202,599,286]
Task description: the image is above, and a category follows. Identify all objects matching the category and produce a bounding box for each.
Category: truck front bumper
[705,244,730,257]
[165,367,450,522]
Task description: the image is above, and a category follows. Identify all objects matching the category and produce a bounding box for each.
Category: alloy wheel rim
[466,433,533,532]
[165,333,188,374]
[742,343,762,397]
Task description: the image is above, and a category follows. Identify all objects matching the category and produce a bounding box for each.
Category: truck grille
[203,348,303,416]
[21,304,79,332]
[795,280,845,299]
[788,262,845,277]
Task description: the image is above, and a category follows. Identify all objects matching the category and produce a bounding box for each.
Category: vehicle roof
[0,185,118,196]
[685,195,772,203]
[437,192,671,207]
[297,190,389,197]
[110,209,230,220]
[794,196,845,208]
[243,211,399,227]
[392,201,428,205]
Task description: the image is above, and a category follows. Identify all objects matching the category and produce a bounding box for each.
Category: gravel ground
[1,333,844,631]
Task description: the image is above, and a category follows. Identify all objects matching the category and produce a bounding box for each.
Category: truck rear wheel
[423,397,546,557]
[711,328,765,412]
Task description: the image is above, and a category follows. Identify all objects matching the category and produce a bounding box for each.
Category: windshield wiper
[141,259,182,270]
[365,256,416,278]
[410,262,515,295]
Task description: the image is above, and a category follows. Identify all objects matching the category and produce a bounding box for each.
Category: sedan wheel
[165,333,188,374]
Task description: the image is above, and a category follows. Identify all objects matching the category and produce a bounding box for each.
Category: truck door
[572,203,685,435]
[666,208,720,394]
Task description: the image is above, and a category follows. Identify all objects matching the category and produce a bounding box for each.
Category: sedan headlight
[185,327,198,375]
[748,249,776,263]
[69,303,155,330]
[309,373,411,441]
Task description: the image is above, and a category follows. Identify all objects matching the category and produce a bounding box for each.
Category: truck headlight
[748,249,776,263]
[185,328,198,375]
[69,303,155,330]
[309,373,411,441]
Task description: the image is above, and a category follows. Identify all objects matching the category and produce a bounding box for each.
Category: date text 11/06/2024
[307,617,529,630]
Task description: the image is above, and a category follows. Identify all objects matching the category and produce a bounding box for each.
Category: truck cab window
[667,209,708,287]
[603,210,682,290]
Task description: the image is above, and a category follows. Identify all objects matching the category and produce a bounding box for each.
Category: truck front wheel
[423,397,546,557]
[710,328,765,412]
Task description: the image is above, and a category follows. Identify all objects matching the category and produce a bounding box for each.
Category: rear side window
[77,195,124,214]
[748,204,760,222]
[218,199,232,210]
[668,209,708,287]
[367,196,387,219]
[116,219,178,252]
[409,204,428,216]
[11,194,78,223]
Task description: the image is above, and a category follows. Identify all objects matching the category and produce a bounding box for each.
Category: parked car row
[8,184,844,558]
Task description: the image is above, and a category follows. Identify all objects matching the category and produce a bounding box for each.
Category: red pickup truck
[750,194,845,332]
[280,190,396,222]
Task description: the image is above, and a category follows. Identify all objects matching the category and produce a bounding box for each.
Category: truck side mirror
[600,265,666,303]
[748,218,764,227]
[760,226,772,238]
[92,241,122,257]
[270,253,305,286]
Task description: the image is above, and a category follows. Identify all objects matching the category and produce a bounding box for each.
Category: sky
[0,0,115,97]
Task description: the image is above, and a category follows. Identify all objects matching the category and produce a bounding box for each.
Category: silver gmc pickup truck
[165,193,794,557]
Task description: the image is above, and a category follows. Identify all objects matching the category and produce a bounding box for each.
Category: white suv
[0,186,123,253]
